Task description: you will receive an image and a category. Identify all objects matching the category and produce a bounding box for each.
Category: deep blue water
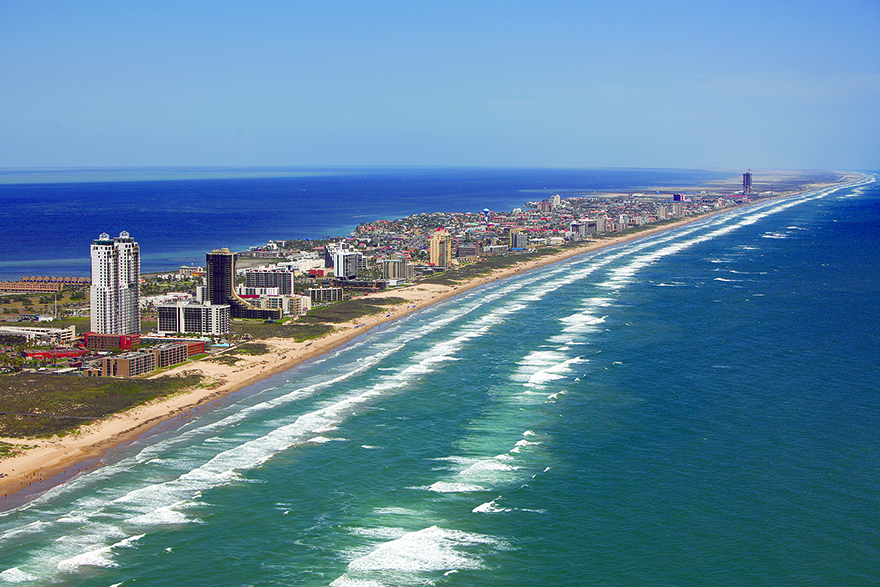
[0,172,878,586]
[0,167,726,280]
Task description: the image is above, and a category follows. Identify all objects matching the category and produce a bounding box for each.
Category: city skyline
[2,1,878,171]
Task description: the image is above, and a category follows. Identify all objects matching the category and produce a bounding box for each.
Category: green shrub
[0,373,202,438]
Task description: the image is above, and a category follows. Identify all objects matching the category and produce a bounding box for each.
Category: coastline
[0,178,856,504]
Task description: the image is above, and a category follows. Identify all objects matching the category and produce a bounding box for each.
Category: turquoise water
[1,175,878,586]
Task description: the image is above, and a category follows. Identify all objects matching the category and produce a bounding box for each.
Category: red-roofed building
[23,348,88,360]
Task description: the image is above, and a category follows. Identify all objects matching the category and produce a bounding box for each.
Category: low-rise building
[456,244,480,258]
[141,292,192,310]
[239,294,312,317]
[84,341,193,377]
[84,332,141,352]
[485,244,509,256]
[87,350,156,377]
[308,287,344,303]
[0,325,76,344]
[0,281,64,293]
[150,343,189,369]
[23,348,88,360]
[140,337,205,356]
[178,265,205,278]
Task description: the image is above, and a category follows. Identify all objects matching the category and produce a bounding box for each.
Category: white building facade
[156,301,231,336]
[332,250,360,280]
[90,231,140,334]
[244,294,312,317]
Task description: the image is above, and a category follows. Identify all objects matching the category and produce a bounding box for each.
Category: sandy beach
[0,180,854,503]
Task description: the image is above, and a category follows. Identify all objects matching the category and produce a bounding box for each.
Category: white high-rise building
[90,231,140,334]
[333,249,360,280]
[157,301,230,336]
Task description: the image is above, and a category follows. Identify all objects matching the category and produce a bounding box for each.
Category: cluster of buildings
[5,178,760,378]
[0,276,90,293]
[82,336,206,378]
[324,188,747,276]
[65,233,329,378]
[198,186,754,295]
[3,233,223,377]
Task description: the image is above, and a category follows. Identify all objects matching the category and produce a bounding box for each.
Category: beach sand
[0,177,858,503]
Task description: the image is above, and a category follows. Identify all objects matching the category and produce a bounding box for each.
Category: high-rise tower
[90,231,140,334]
[429,228,452,267]
[205,248,282,321]
[743,171,752,194]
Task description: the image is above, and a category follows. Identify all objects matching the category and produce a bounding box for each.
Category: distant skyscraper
[743,172,752,194]
[205,249,281,321]
[90,231,140,334]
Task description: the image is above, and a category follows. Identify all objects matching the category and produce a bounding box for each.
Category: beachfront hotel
[205,248,282,321]
[90,231,140,334]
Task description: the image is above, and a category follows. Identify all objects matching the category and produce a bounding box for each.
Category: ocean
[0,170,878,586]
[0,167,727,281]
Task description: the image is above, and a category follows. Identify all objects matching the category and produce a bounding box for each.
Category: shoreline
[0,177,859,506]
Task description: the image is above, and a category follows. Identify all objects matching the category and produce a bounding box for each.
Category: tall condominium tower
[743,171,752,194]
[90,231,140,334]
[429,228,452,267]
[205,248,282,321]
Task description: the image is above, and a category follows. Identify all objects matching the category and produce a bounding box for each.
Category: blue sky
[2,0,878,170]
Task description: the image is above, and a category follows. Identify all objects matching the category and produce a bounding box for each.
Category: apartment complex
[244,268,295,294]
[157,301,231,336]
[325,242,361,279]
[0,281,64,293]
[308,287,344,303]
[238,293,311,317]
[85,341,200,377]
[89,350,155,377]
[382,257,412,280]
[333,250,360,280]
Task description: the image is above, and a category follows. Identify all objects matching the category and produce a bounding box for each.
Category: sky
[2,0,879,171]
